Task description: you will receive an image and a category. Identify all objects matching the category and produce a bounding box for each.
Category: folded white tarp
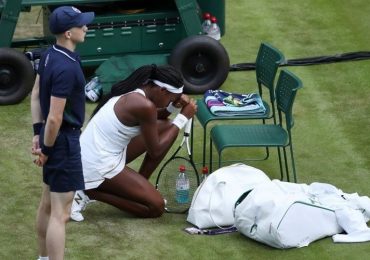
[234,180,370,248]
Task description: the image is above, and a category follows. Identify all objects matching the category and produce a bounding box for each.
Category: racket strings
[157,157,198,213]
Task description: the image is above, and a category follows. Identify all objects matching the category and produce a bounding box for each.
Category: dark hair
[91,64,183,118]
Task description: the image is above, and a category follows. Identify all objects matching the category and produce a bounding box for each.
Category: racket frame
[155,119,200,213]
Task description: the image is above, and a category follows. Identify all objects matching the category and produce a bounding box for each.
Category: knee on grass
[145,198,165,218]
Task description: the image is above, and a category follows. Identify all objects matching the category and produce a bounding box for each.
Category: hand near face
[173,94,190,108]
[180,98,197,119]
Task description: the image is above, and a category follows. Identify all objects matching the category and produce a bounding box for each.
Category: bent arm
[138,101,197,178]
[157,107,171,120]
[157,94,190,120]
[140,106,180,159]
[141,98,197,159]
[138,114,180,178]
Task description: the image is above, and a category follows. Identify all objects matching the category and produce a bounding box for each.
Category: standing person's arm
[31,75,43,154]
[35,96,66,166]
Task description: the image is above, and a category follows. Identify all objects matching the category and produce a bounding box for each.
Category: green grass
[1,0,370,259]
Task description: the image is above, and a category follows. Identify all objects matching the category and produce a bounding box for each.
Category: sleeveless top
[80,89,144,189]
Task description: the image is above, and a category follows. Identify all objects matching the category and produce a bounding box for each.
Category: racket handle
[184,118,193,134]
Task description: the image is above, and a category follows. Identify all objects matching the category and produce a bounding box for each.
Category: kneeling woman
[76,65,197,219]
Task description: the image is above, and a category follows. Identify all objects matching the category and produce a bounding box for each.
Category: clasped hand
[31,135,48,167]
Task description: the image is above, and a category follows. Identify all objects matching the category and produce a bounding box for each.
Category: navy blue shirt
[38,45,86,128]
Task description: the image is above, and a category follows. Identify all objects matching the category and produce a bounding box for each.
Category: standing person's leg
[44,129,83,258]
[85,167,164,217]
[46,191,74,260]
[36,184,51,258]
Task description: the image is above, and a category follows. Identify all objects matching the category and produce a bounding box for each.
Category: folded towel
[204,90,266,116]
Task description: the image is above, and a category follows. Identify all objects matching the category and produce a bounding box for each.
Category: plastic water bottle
[207,16,221,40]
[85,76,103,102]
[176,165,189,203]
[202,12,212,35]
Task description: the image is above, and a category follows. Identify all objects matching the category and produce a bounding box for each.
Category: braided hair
[91,64,183,118]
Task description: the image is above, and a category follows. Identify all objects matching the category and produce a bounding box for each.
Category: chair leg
[190,119,194,156]
[262,118,271,161]
[282,147,290,182]
[218,149,222,169]
[289,143,298,183]
[264,147,270,160]
[202,128,207,167]
[277,147,289,181]
[209,136,213,173]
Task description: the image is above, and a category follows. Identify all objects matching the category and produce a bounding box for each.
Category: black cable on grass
[229,51,370,71]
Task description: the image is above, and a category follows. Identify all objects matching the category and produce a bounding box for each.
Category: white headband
[152,80,183,94]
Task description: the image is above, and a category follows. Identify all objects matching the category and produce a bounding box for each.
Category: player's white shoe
[70,190,91,222]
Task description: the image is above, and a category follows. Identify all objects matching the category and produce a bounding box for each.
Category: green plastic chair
[209,69,303,182]
[195,42,285,167]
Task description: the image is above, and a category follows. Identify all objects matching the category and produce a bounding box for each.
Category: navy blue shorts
[41,126,85,192]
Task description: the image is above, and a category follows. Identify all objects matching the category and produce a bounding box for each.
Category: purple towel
[204,90,266,116]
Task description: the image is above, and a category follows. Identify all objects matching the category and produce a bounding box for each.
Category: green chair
[209,69,303,182]
[195,42,285,167]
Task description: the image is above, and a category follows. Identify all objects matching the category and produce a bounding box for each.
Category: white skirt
[82,148,127,190]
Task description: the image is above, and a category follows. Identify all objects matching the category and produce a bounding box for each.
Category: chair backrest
[255,42,285,102]
[275,69,303,130]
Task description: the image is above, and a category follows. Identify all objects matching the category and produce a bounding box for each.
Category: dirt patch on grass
[14,6,43,39]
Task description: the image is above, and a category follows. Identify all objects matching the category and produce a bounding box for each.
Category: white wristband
[166,102,181,114]
[172,114,188,130]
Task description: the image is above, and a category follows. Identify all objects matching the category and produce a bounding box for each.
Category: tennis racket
[184,226,238,235]
[156,118,200,213]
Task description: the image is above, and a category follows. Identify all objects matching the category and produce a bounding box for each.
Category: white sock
[38,256,49,260]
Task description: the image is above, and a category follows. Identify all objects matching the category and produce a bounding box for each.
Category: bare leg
[36,184,51,257]
[46,191,74,260]
[84,119,176,217]
[85,167,164,218]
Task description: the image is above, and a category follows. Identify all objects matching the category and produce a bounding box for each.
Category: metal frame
[0,0,204,66]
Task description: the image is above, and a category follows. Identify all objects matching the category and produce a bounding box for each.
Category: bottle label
[176,172,190,203]
[202,20,212,34]
[207,24,221,40]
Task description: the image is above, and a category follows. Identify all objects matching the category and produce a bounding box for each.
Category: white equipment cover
[234,180,370,248]
[187,163,271,229]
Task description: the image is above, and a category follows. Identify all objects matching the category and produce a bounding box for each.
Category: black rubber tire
[169,35,230,94]
[0,48,35,105]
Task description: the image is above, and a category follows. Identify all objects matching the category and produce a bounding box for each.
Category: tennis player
[71,65,197,220]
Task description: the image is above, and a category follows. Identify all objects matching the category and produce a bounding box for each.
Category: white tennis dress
[80,89,144,189]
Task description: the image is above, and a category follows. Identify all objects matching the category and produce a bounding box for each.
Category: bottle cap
[211,16,217,23]
[203,13,211,19]
[202,166,209,175]
[179,165,186,172]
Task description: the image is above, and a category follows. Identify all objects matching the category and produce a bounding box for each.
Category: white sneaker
[70,190,90,222]
[70,210,84,222]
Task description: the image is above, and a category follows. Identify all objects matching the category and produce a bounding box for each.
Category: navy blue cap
[49,6,95,34]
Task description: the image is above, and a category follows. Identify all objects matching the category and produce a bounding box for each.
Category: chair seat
[211,124,288,152]
[209,69,302,183]
[196,98,271,127]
